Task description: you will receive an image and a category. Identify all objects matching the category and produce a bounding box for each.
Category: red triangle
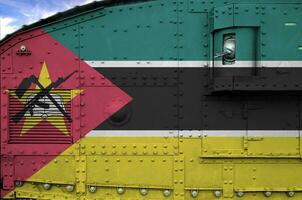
[0,28,132,198]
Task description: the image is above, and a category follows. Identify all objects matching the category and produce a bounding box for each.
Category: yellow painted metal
[202,137,245,157]
[247,137,300,156]
[80,137,178,156]
[202,137,300,158]
[5,137,302,199]
[86,155,173,187]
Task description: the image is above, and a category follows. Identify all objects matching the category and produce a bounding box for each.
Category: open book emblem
[25,93,66,119]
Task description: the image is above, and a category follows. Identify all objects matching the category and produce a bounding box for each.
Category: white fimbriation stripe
[86,130,178,137]
[179,61,207,67]
[85,130,300,137]
[86,61,165,68]
[85,60,302,68]
[85,61,206,68]
[213,61,258,67]
[248,130,299,137]
[261,61,302,67]
[203,130,247,137]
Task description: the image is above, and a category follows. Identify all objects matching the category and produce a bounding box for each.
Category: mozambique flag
[0,28,132,198]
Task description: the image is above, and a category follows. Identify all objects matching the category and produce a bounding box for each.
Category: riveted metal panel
[186,162,223,189]
[233,4,261,26]
[86,156,173,188]
[44,24,81,60]
[1,156,14,190]
[188,0,302,13]
[179,6,209,61]
[80,137,177,156]
[213,68,302,92]
[188,0,215,13]
[93,68,178,87]
[15,156,76,184]
[260,4,302,61]
[77,1,178,61]
[234,163,302,191]
[212,4,234,30]
[0,49,13,74]
[96,87,178,130]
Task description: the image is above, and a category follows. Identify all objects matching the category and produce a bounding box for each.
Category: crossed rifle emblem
[12,71,77,124]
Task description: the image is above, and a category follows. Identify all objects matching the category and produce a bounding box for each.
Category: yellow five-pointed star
[15,62,81,135]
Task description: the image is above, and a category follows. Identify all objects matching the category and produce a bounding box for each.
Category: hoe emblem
[24,93,67,120]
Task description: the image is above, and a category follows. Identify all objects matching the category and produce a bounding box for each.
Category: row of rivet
[15,181,74,192]
[15,181,171,197]
[190,190,296,198]
[190,190,221,198]
[13,181,298,198]
[88,186,171,197]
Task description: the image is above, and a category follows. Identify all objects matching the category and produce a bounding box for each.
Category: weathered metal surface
[1,0,302,199]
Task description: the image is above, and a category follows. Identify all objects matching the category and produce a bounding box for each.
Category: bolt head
[117,187,125,194]
[264,191,272,197]
[191,190,199,198]
[140,188,148,196]
[163,189,171,197]
[15,181,23,187]
[42,183,51,190]
[214,190,222,197]
[88,186,97,193]
[237,191,245,197]
[20,45,27,52]
[287,191,295,197]
[66,185,74,192]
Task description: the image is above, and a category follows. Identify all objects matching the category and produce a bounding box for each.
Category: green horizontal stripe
[44,0,302,61]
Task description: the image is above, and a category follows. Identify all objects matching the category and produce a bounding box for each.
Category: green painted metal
[46,25,79,57]
[178,4,209,61]
[212,3,302,61]
[260,4,302,60]
[188,0,302,13]
[43,0,302,61]
[45,0,178,61]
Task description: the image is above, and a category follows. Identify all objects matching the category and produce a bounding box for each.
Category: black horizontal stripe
[94,67,302,130]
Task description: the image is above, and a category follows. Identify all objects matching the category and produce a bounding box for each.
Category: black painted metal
[96,67,302,131]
